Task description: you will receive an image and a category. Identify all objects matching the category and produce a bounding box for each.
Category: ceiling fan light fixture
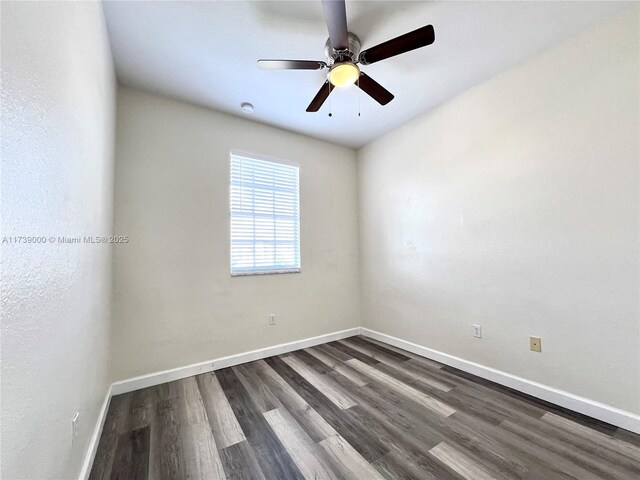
[328,62,360,87]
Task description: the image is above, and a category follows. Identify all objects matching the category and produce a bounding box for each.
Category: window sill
[231,268,301,277]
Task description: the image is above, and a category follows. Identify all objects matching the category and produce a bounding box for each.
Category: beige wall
[1,2,116,478]
[358,6,639,414]
[112,87,360,381]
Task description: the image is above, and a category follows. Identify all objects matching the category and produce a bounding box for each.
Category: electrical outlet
[71,411,80,445]
[269,314,277,325]
[472,324,482,338]
[530,336,542,352]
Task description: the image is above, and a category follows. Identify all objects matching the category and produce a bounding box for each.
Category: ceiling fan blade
[306,80,335,112]
[357,72,394,105]
[321,0,349,51]
[258,60,327,70]
[359,25,435,65]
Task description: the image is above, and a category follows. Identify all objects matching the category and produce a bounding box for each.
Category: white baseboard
[78,385,112,480]
[361,328,640,434]
[111,327,360,396]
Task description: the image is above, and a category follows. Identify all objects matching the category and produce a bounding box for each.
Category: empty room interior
[2,0,640,479]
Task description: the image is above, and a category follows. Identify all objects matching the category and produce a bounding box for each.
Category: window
[230,153,300,275]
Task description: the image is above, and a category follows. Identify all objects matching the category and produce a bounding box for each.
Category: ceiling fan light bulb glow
[328,63,360,87]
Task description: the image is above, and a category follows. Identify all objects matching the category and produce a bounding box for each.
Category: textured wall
[111,88,360,381]
[358,7,639,414]
[1,2,116,478]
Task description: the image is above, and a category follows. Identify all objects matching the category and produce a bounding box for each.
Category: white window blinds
[230,154,300,275]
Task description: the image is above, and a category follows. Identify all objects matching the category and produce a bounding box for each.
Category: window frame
[229,150,301,277]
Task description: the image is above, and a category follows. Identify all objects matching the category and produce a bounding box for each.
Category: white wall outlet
[71,411,80,445]
[473,324,482,338]
[269,314,277,325]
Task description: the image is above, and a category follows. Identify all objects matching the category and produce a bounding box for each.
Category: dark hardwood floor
[89,336,640,479]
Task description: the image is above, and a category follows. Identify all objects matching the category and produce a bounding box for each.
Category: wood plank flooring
[90,336,640,479]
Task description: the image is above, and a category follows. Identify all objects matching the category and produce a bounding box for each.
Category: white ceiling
[103,1,627,148]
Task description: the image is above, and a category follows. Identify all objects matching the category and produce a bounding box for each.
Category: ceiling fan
[257,0,435,112]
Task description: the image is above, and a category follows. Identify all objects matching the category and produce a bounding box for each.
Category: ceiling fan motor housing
[324,32,361,65]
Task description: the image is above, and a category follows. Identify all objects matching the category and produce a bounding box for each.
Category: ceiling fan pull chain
[328,81,333,117]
